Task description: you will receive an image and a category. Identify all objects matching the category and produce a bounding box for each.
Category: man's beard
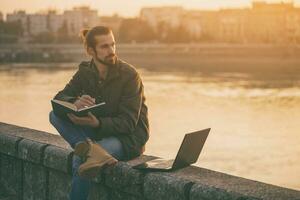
[104,54,116,65]
[95,54,116,66]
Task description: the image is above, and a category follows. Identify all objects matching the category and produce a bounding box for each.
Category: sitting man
[49,26,149,200]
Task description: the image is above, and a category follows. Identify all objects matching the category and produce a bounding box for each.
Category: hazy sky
[1,0,299,17]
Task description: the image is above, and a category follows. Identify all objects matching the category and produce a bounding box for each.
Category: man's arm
[97,73,143,135]
[54,70,82,103]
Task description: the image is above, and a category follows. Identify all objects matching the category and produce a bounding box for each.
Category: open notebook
[51,99,106,119]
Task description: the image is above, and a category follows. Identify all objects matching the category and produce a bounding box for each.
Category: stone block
[0,180,17,200]
[18,139,48,164]
[176,166,300,200]
[102,155,157,197]
[0,122,70,149]
[190,183,259,200]
[0,134,22,157]
[108,189,142,200]
[23,162,47,200]
[0,155,22,200]
[91,171,104,184]
[2,122,300,200]
[43,145,73,174]
[143,172,192,200]
[48,170,72,200]
[0,122,28,135]
[104,162,144,197]
[88,183,110,200]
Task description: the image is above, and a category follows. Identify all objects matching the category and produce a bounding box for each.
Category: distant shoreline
[1,44,300,74]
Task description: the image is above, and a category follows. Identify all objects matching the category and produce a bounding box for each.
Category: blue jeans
[49,111,124,200]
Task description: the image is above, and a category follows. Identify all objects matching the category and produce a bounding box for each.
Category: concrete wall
[0,122,299,200]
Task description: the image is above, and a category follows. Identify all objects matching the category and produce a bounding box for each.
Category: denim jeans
[49,111,124,200]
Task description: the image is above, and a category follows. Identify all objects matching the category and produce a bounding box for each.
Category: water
[0,65,299,190]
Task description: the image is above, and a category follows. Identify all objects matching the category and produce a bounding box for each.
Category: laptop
[133,128,210,172]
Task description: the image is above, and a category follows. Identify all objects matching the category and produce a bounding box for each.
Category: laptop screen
[172,128,210,169]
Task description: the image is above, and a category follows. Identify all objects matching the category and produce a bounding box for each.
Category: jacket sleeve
[53,70,82,103]
[97,73,143,135]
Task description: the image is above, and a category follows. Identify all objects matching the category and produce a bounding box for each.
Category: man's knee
[49,111,56,124]
[99,137,122,149]
[97,137,124,159]
[49,111,63,127]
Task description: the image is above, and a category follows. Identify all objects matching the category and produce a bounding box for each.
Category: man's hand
[67,112,100,128]
[74,95,95,109]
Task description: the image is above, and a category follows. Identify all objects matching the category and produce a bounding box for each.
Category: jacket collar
[90,58,120,82]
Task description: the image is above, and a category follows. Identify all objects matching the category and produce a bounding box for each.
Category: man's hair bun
[80,29,89,41]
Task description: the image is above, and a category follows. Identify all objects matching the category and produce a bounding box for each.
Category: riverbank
[1,44,300,74]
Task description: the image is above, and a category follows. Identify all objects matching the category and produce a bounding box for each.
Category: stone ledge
[17,139,49,164]
[43,145,73,174]
[104,162,144,197]
[190,183,259,200]
[0,122,70,149]
[1,122,300,200]
[143,172,193,200]
[169,166,300,200]
[0,134,22,157]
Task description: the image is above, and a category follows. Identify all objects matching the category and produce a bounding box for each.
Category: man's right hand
[74,95,96,109]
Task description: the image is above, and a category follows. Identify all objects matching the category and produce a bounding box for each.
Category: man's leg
[49,111,96,200]
[96,137,125,160]
[69,155,91,200]
[69,136,125,200]
[49,111,95,148]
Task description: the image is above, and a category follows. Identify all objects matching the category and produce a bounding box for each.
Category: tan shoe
[78,139,117,179]
[74,141,90,161]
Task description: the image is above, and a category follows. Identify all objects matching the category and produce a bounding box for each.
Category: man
[49,26,149,200]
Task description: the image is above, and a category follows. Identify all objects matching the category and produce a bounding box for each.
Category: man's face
[91,32,116,65]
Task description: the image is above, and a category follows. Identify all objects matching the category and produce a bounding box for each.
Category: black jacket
[54,58,149,160]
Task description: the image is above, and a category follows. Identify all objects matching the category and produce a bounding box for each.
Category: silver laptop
[133,128,210,172]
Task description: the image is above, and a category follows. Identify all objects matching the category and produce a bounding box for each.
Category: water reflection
[0,66,299,190]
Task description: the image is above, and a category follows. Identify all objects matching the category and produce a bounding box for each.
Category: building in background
[217,8,248,43]
[27,14,48,35]
[64,6,99,36]
[139,1,300,43]
[181,12,203,41]
[2,1,300,44]
[140,6,184,29]
[184,10,219,42]
[7,11,29,36]
[99,14,123,37]
[243,1,294,43]
[47,10,64,33]
[6,6,99,37]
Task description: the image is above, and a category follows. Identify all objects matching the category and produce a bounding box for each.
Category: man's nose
[108,45,115,54]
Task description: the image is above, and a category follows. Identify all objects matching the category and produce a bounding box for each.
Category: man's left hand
[67,112,100,128]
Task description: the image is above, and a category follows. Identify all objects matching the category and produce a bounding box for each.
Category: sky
[0,0,299,17]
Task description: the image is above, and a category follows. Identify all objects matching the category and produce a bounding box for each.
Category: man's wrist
[92,118,101,128]
[97,118,102,128]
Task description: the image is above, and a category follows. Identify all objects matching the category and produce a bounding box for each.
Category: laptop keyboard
[148,159,174,169]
